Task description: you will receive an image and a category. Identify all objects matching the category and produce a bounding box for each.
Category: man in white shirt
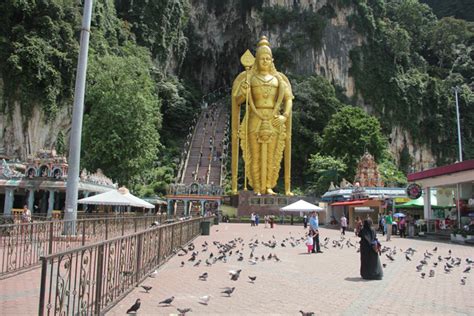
[340,214,348,235]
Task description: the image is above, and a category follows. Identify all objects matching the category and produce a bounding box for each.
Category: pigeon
[248,276,257,283]
[382,263,387,268]
[199,295,211,305]
[432,247,437,252]
[386,254,395,261]
[444,266,451,273]
[299,311,315,316]
[446,262,453,269]
[159,296,175,305]
[177,307,192,315]
[221,287,235,297]
[405,254,412,261]
[463,266,471,273]
[421,272,426,279]
[126,299,141,314]
[416,264,423,272]
[229,269,241,281]
[141,285,152,293]
[193,260,201,267]
[249,259,257,265]
[180,261,185,267]
[149,270,158,278]
[199,272,208,281]
[461,277,466,285]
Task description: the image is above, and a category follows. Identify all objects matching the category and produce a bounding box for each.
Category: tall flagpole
[64,0,94,234]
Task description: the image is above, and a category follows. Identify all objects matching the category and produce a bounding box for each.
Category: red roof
[408,160,474,182]
[331,200,368,206]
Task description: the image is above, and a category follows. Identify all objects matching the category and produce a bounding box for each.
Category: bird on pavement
[193,260,201,267]
[229,269,241,281]
[248,276,257,283]
[126,299,141,314]
[180,261,185,267]
[405,254,412,261]
[159,296,175,306]
[199,295,211,305]
[221,287,235,297]
[421,272,426,279]
[386,254,395,261]
[461,277,467,285]
[199,272,208,281]
[463,266,471,273]
[429,269,435,277]
[177,307,192,315]
[149,270,158,278]
[432,247,437,252]
[299,311,315,316]
[141,285,152,293]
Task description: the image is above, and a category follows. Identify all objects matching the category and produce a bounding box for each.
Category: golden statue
[231,36,293,196]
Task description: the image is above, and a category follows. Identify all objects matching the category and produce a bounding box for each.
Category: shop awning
[331,200,368,206]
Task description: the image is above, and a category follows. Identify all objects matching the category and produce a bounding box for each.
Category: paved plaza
[0,223,473,315]
[108,223,474,315]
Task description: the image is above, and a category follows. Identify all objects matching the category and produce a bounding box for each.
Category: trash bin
[200,221,211,235]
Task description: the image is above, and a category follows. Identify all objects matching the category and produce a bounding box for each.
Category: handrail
[38,216,211,315]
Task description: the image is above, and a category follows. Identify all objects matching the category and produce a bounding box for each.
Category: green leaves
[82,51,161,187]
[307,154,347,196]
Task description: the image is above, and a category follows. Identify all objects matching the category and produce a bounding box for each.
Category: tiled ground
[106,223,474,315]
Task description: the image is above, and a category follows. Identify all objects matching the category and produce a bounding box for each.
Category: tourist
[303,214,308,229]
[359,218,383,280]
[309,212,322,253]
[264,215,269,228]
[306,230,315,254]
[255,214,260,226]
[399,217,407,238]
[269,216,274,229]
[385,211,393,241]
[379,216,385,236]
[250,212,256,227]
[340,214,347,235]
[21,204,31,223]
[354,216,362,236]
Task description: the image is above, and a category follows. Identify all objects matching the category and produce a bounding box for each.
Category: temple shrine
[0,150,116,218]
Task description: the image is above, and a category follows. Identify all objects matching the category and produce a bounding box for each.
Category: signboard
[406,183,422,199]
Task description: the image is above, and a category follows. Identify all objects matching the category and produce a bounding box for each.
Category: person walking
[359,218,383,280]
[385,211,393,241]
[354,216,362,236]
[264,215,269,228]
[269,216,274,229]
[255,214,260,226]
[303,214,308,229]
[379,216,385,236]
[309,212,322,253]
[306,230,315,254]
[398,217,406,238]
[340,214,348,235]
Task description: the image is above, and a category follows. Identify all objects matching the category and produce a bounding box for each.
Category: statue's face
[257,53,272,72]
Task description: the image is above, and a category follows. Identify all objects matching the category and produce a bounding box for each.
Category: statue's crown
[257,36,271,48]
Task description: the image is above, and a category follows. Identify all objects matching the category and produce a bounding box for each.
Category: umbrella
[78,187,155,209]
[393,212,406,218]
[280,200,324,212]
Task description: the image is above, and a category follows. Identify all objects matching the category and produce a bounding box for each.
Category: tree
[291,75,343,186]
[321,106,388,179]
[378,159,407,187]
[82,49,161,187]
[306,154,347,196]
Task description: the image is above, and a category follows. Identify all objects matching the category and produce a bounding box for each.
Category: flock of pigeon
[125,229,473,315]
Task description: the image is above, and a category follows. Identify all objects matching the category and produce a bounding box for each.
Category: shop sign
[406,183,422,199]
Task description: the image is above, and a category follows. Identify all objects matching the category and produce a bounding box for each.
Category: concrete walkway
[107,223,474,315]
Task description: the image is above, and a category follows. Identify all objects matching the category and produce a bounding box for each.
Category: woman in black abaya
[359,218,383,280]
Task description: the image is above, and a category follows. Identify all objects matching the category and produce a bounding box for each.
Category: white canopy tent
[77,187,155,209]
[280,200,324,213]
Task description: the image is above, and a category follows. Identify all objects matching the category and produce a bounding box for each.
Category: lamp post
[64,0,94,234]
[453,86,462,229]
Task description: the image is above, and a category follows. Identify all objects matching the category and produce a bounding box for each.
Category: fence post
[135,234,142,285]
[48,222,54,255]
[105,219,109,240]
[81,221,86,246]
[121,218,125,236]
[38,257,48,316]
[171,224,175,252]
[94,244,105,315]
[134,217,138,233]
[157,228,163,266]
[180,222,183,246]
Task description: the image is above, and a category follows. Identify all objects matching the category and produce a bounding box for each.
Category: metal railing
[38,216,207,315]
[0,215,170,277]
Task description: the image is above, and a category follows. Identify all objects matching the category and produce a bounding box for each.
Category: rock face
[0,0,436,168]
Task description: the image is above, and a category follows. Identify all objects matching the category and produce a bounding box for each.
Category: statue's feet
[266,188,277,195]
[285,191,294,196]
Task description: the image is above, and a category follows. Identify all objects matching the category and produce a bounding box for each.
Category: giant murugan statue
[231,36,293,196]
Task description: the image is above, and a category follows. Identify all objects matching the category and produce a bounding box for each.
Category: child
[306,230,314,254]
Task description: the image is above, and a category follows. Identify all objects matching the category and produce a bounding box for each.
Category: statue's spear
[240,50,255,191]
